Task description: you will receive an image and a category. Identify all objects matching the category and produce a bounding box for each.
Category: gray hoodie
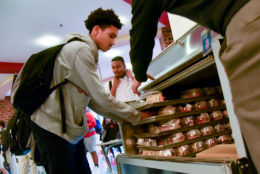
[28,33,140,144]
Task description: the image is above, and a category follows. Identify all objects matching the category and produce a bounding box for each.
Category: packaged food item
[169,148,177,157]
[211,111,223,120]
[137,138,145,146]
[158,105,176,115]
[196,113,210,124]
[182,88,203,99]
[142,150,154,156]
[223,110,229,118]
[166,132,185,144]
[219,99,226,106]
[145,91,164,104]
[194,101,208,110]
[224,122,231,130]
[187,129,201,140]
[203,87,217,96]
[217,135,232,144]
[144,138,157,147]
[182,103,193,112]
[159,118,181,132]
[177,105,183,112]
[214,124,226,132]
[155,149,175,157]
[208,98,219,108]
[177,145,192,156]
[181,116,195,127]
[148,124,160,134]
[200,126,214,136]
[157,137,167,146]
[191,141,206,152]
[137,138,157,147]
[205,138,217,148]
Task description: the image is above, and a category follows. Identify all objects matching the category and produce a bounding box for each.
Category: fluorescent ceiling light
[36,35,62,46]
[103,49,122,58]
[119,16,128,25]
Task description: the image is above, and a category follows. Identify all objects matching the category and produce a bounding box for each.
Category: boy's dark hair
[0,120,5,128]
[85,8,123,33]
[112,56,125,64]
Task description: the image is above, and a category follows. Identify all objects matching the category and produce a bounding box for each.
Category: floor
[87,148,120,174]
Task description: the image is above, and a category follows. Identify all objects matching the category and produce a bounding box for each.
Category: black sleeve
[130,0,164,82]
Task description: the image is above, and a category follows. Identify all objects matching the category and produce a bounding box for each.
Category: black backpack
[6,110,31,156]
[9,38,81,155]
[102,122,120,142]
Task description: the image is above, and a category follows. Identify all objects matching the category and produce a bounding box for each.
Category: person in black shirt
[129,0,260,172]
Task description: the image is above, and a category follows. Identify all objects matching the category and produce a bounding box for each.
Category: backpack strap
[109,80,112,90]
[52,38,82,133]
[58,85,67,133]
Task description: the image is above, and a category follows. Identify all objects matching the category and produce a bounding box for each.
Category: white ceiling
[0,0,163,77]
[0,0,164,98]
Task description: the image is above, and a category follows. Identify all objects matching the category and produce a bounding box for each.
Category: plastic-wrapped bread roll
[208,98,219,108]
[182,103,193,112]
[191,141,206,152]
[177,145,192,156]
[166,132,185,144]
[187,129,201,140]
[223,110,229,118]
[145,91,164,104]
[211,111,224,120]
[148,124,160,133]
[158,105,176,115]
[159,118,181,132]
[200,126,214,136]
[181,116,195,127]
[205,138,217,148]
[196,113,210,124]
[182,88,203,99]
[217,135,232,144]
[194,101,208,110]
[214,124,226,132]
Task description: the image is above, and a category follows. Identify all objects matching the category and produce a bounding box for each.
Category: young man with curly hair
[16,8,142,174]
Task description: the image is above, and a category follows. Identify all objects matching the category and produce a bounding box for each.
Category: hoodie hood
[64,33,99,62]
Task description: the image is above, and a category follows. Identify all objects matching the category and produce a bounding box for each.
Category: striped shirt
[105,76,139,102]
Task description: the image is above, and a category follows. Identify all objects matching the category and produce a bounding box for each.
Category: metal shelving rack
[116,25,253,174]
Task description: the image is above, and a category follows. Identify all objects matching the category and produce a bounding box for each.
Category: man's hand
[112,77,120,87]
[132,79,141,96]
[132,73,155,96]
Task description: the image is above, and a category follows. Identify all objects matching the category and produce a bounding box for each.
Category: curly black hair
[85,8,123,33]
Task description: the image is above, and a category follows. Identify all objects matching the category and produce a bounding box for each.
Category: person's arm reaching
[67,45,141,125]
[130,0,163,82]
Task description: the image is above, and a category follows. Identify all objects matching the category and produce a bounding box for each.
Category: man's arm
[69,46,141,125]
[126,69,155,95]
[110,77,120,97]
[130,0,163,82]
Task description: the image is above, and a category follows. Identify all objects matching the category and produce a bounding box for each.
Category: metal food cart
[116,25,257,174]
